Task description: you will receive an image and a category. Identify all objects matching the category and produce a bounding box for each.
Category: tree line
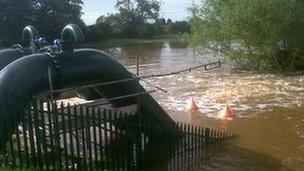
[188,0,304,71]
[85,0,191,42]
[0,0,190,46]
[0,0,85,45]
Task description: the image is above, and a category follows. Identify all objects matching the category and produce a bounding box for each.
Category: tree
[0,0,84,45]
[87,14,123,42]
[115,0,161,37]
[188,0,304,71]
[168,21,191,34]
[32,0,85,41]
[0,0,33,45]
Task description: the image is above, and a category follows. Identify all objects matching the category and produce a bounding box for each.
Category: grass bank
[80,34,185,48]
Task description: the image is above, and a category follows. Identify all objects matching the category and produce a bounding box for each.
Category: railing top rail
[51,77,137,93]
[140,60,222,79]
[49,60,221,94]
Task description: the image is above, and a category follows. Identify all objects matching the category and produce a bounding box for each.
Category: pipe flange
[11,44,25,54]
[46,52,63,90]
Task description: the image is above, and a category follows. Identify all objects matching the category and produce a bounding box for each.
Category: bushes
[168,21,191,34]
[188,0,304,71]
[86,15,190,41]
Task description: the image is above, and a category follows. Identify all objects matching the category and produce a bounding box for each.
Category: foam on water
[141,68,304,119]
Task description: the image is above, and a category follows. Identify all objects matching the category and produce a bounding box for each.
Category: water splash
[142,68,304,119]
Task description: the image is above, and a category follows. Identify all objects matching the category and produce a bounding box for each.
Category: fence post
[60,102,69,169]
[14,96,23,167]
[205,128,210,145]
[85,106,93,171]
[67,103,75,170]
[103,109,109,169]
[92,107,98,167]
[73,105,81,169]
[79,105,87,169]
[53,101,62,170]
[97,108,104,169]
[39,100,48,169]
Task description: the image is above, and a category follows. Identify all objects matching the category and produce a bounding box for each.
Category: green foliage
[0,0,84,45]
[168,21,191,34]
[33,0,85,41]
[188,0,304,71]
[0,0,33,45]
[86,0,190,42]
[115,0,161,38]
[115,0,160,22]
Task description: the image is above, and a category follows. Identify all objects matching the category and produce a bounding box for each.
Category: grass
[0,35,186,49]
[80,34,184,48]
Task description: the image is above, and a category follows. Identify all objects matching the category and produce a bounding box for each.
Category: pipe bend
[22,25,39,43]
[61,23,85,44]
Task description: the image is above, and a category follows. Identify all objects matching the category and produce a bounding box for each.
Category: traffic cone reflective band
[186,98,199,110]
[221,103,233,118]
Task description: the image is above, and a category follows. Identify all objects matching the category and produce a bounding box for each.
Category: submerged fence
[0,97,237,170]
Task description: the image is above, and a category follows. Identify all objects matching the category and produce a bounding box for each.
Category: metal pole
[136,57,141,116]
[47,67,55,102]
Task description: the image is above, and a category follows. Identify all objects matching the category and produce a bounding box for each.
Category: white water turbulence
[142,67,304,119]
[96,42,304,170]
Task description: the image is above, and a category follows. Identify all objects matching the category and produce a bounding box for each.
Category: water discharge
[90,42,304,170]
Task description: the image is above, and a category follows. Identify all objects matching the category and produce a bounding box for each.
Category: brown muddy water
[91,42,304,170]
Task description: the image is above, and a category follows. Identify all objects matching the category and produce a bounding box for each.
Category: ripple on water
[143,68,304,119]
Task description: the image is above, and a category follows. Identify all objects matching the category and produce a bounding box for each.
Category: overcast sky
[82,0,199,25]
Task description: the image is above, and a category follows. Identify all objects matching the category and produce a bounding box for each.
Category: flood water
[91,42,304,170]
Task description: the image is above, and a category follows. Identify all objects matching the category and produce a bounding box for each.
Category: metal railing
[0,97,238,170]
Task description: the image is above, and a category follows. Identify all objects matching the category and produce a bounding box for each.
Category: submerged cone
[219,103,233,118]
[186,98,199,111]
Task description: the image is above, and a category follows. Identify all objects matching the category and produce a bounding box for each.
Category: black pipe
[60,23,85,55]
[59,24,102,100]
[0,49,178,149]
[0,25,39,71]
[22,25,39,53]
[0,48,31,70]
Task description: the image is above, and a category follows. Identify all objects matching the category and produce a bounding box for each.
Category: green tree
[188,0,304,71]
[0,0,84,45]
[0,0,33,45]
[168,21,191,34]
[115,0,161,37]
[32,0,85,41]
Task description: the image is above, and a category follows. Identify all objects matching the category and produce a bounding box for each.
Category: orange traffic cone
[186,98,199,110]
[220,103,233,118]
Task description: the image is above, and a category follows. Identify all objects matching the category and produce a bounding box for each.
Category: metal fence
[0,97,237,170]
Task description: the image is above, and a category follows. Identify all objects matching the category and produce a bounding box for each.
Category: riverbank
[80,34,186,48]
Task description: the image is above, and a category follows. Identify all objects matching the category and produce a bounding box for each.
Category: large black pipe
[22,25,39,53]
[59,23,105,101]
[0,25,39,70]
[0,49,177,148]
[0,48,31,70]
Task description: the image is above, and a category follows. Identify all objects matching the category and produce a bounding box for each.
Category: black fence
[0,98,237,170]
